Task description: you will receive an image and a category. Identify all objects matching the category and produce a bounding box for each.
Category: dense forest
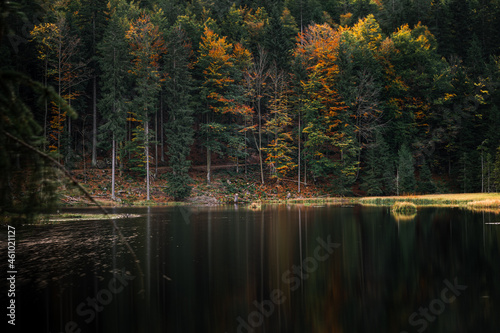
[2,0,500,206]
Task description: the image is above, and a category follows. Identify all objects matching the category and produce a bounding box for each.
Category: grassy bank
[360,193,500,211]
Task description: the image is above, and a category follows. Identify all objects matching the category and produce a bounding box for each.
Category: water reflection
[1,205,499,332]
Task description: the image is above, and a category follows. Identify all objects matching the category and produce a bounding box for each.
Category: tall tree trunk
[160,92,164,162]
[207,146,211,185]
[82,127,86,182]
[44,58,48,151]
[206,113,211,185]
[111,137,116,200]
[92,10,97,168]
[67,96,71,166]
[258,101,264,184]
[58,38,62,163]
[481,152,484,193]
[298,111,301,193]
[145,120,150,201]
[155,108,158,176]
[244,116,248,175]
[92,75,97,167]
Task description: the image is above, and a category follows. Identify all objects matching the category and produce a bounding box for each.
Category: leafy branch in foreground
[2,129,146,295]
[0,70,75,217]
[0,69,145,295]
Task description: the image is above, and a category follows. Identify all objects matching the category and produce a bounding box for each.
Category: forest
[2,0,500,210]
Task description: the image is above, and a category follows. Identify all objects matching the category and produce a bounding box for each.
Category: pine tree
[397,143,416,194]
[361,130,393,195]
[97,0,131,200]
[417,160,436,194]
[493,147,500,192]
[126,11,166,200]
[73,0,108,168]
[163,25,194,200]
[263,7,298,71]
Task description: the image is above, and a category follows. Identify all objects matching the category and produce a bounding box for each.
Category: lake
[1,204,499,332]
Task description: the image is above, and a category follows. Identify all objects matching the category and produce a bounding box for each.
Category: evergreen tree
[126,11,165,200]
[361,130,393,195]
[97,0,131,200]
[263,7,298,71]
[72,0,108,168]
[397,143,416,194]
[492,147,500,191]
[163,25,194,200]
[417,160,436,194]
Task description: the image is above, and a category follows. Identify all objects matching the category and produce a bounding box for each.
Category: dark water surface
[1,205,500,332]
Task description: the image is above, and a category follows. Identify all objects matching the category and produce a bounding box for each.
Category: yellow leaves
[350,14,383,51]
[200,26,232,58]
[233,43,252,69]
[30,23,61,61]
[444,93,456,101]
[126,12,166,74]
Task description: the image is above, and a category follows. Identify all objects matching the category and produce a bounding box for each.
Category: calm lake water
[1,205,500,333]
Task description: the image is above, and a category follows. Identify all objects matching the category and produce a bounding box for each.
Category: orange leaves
[126,13,165,75]
[198,26,251,117]
[296,23,341,69]
[233,42,252,69]
[199,26,232,64]
[295,24,343,103]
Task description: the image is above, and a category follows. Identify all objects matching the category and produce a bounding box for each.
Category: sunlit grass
[391,201,417,214]
[360,193,500,210]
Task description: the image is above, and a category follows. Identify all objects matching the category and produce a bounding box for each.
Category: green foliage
[97,2,130,146]
[6,0,500,203]
[0,70,75,218]
[263,67,296,181]
[263,7,298,70]
[493,147,500,191]
[361,130,394,195]
[397,143,416,194]
[164,26,194,200]
[417,161,436,194]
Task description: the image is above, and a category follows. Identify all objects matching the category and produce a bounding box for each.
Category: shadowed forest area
[2,0,500,214]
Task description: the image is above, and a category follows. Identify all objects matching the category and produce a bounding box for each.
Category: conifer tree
[361,130,393,195]
[97,0,131,200]
[417,160,436,194]
[163,25,194,200]
[493,147,500,192]
[126,11,165,200]
[397,143,416,194]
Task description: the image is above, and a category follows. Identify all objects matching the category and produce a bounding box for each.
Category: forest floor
[60,165,337,207]
[59,166,500,214]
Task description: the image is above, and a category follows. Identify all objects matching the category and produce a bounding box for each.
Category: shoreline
[60,192,500,210]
